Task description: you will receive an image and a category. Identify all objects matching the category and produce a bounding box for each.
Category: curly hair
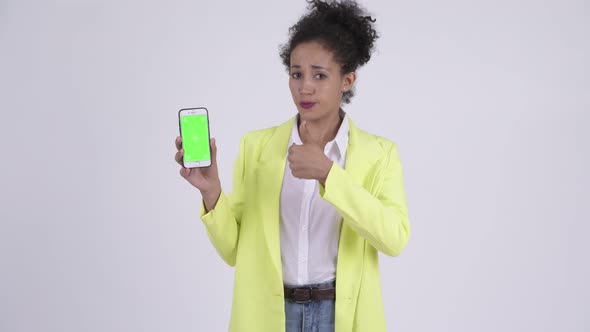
[280,0,379,104]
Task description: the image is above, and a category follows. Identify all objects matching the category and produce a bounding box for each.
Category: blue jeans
[284,279,336,332]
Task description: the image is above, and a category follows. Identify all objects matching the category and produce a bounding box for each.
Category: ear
[341,71,356,93]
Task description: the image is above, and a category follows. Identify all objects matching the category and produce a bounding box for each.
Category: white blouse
[279,115,349,286]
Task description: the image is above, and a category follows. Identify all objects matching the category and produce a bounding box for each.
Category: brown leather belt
[283,285,336,303]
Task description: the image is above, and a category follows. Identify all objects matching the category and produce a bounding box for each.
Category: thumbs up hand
[287,121,334,184]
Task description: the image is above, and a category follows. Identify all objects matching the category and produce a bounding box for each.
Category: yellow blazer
[200,116,410,331]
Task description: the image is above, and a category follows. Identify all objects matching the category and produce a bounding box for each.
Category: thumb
[299,121,320,145]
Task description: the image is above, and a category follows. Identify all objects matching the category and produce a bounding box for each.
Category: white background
[1,0,588,331]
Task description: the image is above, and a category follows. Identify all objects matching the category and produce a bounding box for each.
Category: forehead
[290,41,337,67]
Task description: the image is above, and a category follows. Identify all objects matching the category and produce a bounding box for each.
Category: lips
[300,102,316,109]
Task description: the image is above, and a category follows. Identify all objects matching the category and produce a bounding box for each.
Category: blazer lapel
[344,118,382,187]
[255,117,294,279]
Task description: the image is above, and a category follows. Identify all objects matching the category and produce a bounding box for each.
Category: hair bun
[307,0,378,68]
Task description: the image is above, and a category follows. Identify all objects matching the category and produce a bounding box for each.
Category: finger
[288,143,303,157]
[175,150,184,166]
[210,138,218,165]
[179,167,190,179]
[290,167,301,179]
[175,136,183,151]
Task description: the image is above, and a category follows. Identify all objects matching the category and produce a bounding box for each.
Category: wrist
[201,184,221,200]
[201,186,221,213]
[318,160,333,185]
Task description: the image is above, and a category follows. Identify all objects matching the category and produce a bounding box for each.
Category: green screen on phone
[180,115,210,162]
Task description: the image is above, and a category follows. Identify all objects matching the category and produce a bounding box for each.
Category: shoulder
[237,117,294,153]
[349,120,400,156]
[242,126,278,144]
[241,123,285,146]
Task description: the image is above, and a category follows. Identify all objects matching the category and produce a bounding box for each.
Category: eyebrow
[290,64,329,70]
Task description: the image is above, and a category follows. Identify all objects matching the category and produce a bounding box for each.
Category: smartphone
[178,107,212,168]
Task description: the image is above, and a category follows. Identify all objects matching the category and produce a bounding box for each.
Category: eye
[314,73,327,80]
[291,72,301,79]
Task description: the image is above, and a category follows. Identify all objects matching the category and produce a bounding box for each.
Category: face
[289,41,355,123]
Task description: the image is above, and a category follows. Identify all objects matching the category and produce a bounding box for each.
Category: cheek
[321,81,342,101]
[288,79,297,95]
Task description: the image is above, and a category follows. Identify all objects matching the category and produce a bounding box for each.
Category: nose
[299,77,314,95]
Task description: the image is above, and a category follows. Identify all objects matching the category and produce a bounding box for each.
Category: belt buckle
[293,287,313,304]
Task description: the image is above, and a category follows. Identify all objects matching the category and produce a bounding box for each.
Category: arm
[319,143,410,256]
[199,136,248,266]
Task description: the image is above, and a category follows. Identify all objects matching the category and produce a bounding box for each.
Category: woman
[174,1,410,331]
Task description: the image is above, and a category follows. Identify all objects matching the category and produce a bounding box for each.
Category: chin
[300,112,334,126]
[297,112,315,123]
[297,108,319,120]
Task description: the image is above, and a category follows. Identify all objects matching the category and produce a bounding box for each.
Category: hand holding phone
[175,108,221,208]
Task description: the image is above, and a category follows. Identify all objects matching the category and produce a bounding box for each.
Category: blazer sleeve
[319,142,410,256]
[199,136,248,266]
